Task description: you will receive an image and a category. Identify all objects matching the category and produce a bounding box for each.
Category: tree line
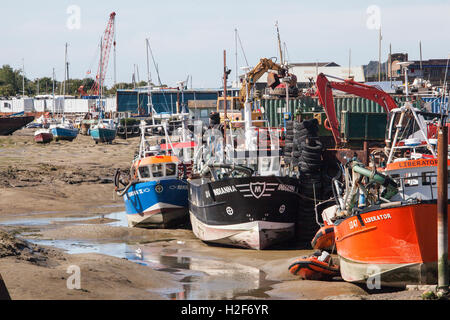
[0,65,154,98]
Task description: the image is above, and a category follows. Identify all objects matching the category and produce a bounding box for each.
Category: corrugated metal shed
[261,95,423,127]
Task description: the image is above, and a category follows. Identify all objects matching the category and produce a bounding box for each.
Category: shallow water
[0,212,128,227]
[5,212,278,300]
[30,237,277,300]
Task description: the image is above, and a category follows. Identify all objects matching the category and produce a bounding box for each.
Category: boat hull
[188,176,301,250]
[0,116,35,136]
[34,132,53,144]
[51,127,78,141]
[124,179,189,229]
[335,202,450,286]
[91,128,117,143]
[190,213,294,250]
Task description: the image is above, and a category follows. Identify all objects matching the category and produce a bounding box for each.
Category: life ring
[324,118,332,132]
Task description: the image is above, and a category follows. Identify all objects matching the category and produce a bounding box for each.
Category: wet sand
[0,129,424,300]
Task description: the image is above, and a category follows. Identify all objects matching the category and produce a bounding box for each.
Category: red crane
[90,12,116,96]
[316,73,399,146]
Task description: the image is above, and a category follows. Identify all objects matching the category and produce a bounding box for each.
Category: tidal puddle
[29,237,277,300]
[0,212,128,228]
[3,212,278,300]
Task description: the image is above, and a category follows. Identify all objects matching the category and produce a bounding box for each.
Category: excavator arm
[316,73,399,146]
[239,58,288,105]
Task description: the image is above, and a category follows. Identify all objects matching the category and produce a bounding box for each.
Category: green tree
[0,65,24,96]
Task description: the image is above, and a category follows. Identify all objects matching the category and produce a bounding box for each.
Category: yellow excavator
[238,57,292,105]
[217,58,297,128]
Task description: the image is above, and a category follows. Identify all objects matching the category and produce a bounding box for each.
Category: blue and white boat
[50,118,78,142]
[115,123,194,229]
[90,119,117,144]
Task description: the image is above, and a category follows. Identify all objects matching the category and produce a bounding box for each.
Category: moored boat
[115,123,194,229]
[34,129,53,144]
[189,163,301,250]
[90,119,117,144]
[0,113,35,136]
[330,158,450,287]
[50,118,78,142]
[322,100,450,286]
[188,56,302,250]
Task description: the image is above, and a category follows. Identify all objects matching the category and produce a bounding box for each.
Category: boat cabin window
[152,164,164,178]
[390,174,400,183]
[422,172,437,186]
[404,173,419,187]
[166,163,177,177]
[139,166,151,179]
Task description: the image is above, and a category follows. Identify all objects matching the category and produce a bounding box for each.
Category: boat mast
[275,21,284,65]
[235,29,238,87]
[52,68,55,114]
[146,38,155,125]
[223,50,228,146]
[99,38,103,118]
[22,58,25,98]
[378,27,382,82]
[63,43,68,119]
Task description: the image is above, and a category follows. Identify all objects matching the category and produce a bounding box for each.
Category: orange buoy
[289,251,340,280]
[311,225,336,252]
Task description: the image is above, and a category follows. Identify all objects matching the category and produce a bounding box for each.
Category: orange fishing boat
[330,158,450,287]
[314,66,450,287]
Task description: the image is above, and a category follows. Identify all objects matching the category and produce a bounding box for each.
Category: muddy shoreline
[0,129,424,300]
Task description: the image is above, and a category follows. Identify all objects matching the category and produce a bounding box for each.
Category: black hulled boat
[0,114,35,136]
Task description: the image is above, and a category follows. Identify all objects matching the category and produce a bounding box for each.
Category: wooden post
[437,125,449,293]
[0,274,11,300]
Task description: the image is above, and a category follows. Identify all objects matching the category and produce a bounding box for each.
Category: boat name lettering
[277,184,296,192]
[363,213,392,224]
[213,186,238,196]
[398,159,437,168]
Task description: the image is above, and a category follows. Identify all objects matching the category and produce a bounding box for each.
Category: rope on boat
[114,169,138,197]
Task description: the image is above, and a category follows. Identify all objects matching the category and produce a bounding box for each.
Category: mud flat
[0,129,424,300]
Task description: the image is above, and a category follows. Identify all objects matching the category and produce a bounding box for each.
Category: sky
[0,0,449,89]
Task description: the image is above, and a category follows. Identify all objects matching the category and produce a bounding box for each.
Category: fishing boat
[50,118,78,142]
[189,161,301,250]
[115,122,194,229]
[321,98,450,286]
[188,55,301,250]
[0,113,35,136]
[34,129,53,144]
[90,119,117,144]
